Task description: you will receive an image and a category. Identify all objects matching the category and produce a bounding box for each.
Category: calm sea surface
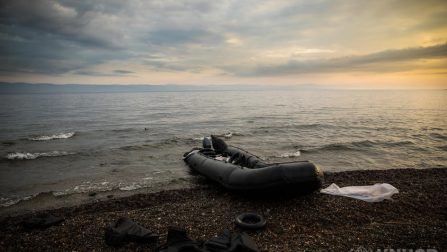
[0,90,446,207]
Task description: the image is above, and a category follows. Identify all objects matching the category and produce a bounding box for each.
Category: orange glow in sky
[0,0,446,89]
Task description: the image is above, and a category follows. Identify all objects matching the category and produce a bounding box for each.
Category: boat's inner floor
[213,155,229,162]
[198,148,257,168]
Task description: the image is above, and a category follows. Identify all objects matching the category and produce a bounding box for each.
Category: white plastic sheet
[320,183,399,202]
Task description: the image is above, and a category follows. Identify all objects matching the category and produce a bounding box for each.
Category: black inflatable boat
[183,136,324,193]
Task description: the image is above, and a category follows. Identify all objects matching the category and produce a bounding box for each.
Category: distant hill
[0,82,322,94]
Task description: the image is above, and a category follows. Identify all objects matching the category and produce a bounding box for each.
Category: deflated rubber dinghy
[183,136,324,193]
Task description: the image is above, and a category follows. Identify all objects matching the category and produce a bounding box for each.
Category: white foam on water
[6,151,75,160]
[119,183,142,191]
[72,181,103,193]
[193,132,233,141]
[53,181,115,197]
[278,151,301,158]
[52,190,70,197]
[0,194,38,207]
[224,132,233,138]
[0,198,21,207]
[28,132,76,141]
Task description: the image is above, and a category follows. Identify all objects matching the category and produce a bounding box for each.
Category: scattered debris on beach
[0,168,446,251]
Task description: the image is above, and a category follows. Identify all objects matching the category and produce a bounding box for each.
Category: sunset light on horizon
[0,0,446,89]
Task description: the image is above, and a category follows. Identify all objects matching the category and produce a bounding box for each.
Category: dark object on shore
[88,192,97,197]
[21,214,64,230]
[205,229,259,252]
[104,217,158,247]
[235,213,266,230]
[158,226,259,252]
[1,168,445,251]
[158,226,204,252]
[183,136,323,192]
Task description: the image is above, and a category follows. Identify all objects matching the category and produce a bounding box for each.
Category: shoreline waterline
[0,168,445,251]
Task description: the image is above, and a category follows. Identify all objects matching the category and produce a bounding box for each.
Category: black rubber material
[158,226,204,252]
[21,214,64,230]
[235,213,266,230]
[159,226,260,252]
[184,137,324,192]
[204,229,259,252]
[202,137,212,149]
[104,217,158,247]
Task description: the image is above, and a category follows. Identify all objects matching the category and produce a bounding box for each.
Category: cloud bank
[235,43,447,76]
[0,0,446,86]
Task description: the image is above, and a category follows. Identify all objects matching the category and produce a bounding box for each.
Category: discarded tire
[235,213,266,230]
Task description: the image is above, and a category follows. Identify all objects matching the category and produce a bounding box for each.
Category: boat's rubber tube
[184,140,324,193]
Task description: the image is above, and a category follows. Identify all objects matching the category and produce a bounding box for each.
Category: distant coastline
[1,82,443,94]
[0,82,322,94]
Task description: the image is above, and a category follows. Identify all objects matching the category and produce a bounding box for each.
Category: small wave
[192,136,205,141]
[253,124,334,134]
[28,132,75,141]
[301,140,416,153]
[68,181,115,194]
[0,180,151,207]
[421,127,443,131]
[2,141,15,146]
[223,132,232,138]
[382,140,416,147]
[277,151,301,158]
[119,144,152,151]
[317,143,356,151]
[158,136,199,147]
[0,194,38,207]
[1,191,75,207]
[0,198,22,207]
[293,123,333,129]
[6,151,75,160]
[430,133,447,140]
[119,183,142,191]
[111,128,138,133]
[192,132,238,141]
[213,131,236,138]
[220,132,243,137]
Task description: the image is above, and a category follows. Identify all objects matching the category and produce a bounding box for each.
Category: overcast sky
[0,0,446,88]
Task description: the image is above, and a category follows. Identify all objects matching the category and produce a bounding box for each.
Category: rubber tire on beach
[235,213,266,230]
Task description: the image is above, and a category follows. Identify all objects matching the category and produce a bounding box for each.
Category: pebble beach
[0,168,446,251]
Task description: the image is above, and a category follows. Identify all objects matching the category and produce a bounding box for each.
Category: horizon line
[0,82,444,90]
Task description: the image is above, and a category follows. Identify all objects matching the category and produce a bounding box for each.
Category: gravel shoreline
[1,168,446,251]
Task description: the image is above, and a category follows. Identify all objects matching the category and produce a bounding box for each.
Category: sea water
[0,90,446,207]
